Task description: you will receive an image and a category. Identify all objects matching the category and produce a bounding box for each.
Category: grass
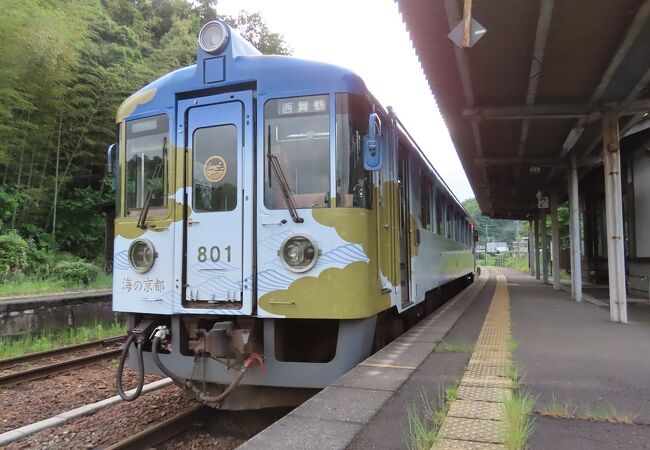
[405,380,460,450]
[500,358,535,449]
[0,320,126,360]
[539,394,576,418]
[507,338,519,353]
[582,404,635,424]
[434,339,475,353]
[0,273,112,298]
[502,392,536,450]
[505,361,521,388]
[479,254,571,280]
[406,392,442,450]
[538,395,636,424]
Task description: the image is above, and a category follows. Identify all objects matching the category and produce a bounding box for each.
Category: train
[110,20,476,409]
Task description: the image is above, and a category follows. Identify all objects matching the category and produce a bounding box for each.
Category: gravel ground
[1,351,292,449]
[6,384,195,449]
[162,407,292,449]
[0,358,160,433]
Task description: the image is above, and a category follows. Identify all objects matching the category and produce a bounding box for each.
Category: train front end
[110,21,394,408]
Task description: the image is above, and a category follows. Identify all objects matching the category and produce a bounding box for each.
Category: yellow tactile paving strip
[435,270,512,449]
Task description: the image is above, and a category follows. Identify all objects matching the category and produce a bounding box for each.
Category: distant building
[513,237,529,254]
[487,242,509,253]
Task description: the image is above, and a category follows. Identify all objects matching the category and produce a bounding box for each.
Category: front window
[193,124,237,212]
[125,115,168,217]
[336,94,372,208]
[264,95,330,210]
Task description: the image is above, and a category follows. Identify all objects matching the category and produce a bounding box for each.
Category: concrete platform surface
[504,267,650,448]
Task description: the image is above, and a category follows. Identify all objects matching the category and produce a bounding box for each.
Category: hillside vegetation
[0,0,288,290]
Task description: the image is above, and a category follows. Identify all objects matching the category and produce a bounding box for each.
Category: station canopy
[398,0,650,218]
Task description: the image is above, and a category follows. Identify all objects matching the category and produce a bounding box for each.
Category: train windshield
[124,115,168,217]
[264,95,330,209]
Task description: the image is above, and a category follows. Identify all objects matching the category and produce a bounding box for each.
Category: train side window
[335,94,372,208]
[446,202,453,239]
[193,124,238,212]
[125,114,168,217]
[420,175,432,230]
[264,95,330,210]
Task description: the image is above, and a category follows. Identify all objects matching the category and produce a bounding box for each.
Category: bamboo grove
[0,0,289,264]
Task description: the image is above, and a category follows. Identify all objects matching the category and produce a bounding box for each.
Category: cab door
[176,92,254,314]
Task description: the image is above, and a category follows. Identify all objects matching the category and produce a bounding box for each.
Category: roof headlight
[128,238,157,274]
[198,21,229,54]
[280,235,319,273]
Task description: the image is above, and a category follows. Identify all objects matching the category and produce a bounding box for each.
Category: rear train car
[110,21,475,408]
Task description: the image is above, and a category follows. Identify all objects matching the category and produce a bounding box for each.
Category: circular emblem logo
[203,155,227,183]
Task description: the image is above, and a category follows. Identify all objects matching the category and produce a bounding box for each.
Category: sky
[217,0,475,202]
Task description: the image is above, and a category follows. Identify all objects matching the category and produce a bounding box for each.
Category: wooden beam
[475,158,560,165]
[464,99,650,120]
[475,157,601,166]
[462,0,472,48]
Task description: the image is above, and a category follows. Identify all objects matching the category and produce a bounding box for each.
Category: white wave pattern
[114,250,130,270]
[256,244,368,294]
[317,243,368,267]
[259,230,294,251]
[257,269,295,293]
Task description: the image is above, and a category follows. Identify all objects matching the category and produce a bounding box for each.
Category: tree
[0,1,292,262]
[463,198,519,246]
[222,12,292,55]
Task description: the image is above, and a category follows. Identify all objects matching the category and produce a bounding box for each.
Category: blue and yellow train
[111,20,475,408]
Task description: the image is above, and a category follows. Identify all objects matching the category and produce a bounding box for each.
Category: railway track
[0,335,126,387]
[104,404,207,450]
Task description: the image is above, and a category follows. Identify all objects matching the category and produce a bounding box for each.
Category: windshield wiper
[137,137,166,229]
[267,125,303,223]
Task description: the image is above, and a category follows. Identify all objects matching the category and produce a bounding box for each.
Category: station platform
[240,268,650,449]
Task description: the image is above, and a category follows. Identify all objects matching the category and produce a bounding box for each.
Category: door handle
[188,219,200,226]
[262,219,288,227]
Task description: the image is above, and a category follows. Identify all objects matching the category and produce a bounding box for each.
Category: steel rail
[0,348,122,387]
[104,404,206,450]
[0,335,126,371]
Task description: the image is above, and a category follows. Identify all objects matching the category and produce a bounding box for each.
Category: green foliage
[0,2,289,278]
[222,12,292,55]
[464,198,571,250]
[55,187,109,258]
[502,393,536,450]
[0,231,28,281]
[463,198,519,246]
[52,260,100,286]
[0,272,112,297]
[0,320,125,359]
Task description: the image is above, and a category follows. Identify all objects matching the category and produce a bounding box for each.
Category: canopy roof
[398,0,650,218]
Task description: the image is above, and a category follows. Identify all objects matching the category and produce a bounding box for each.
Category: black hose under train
[116,334,145,401]
[151,336,187,386]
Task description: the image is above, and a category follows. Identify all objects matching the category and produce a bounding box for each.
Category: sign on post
[538,196,549,209]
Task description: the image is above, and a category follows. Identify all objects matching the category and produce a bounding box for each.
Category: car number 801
[197,245,231,263]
